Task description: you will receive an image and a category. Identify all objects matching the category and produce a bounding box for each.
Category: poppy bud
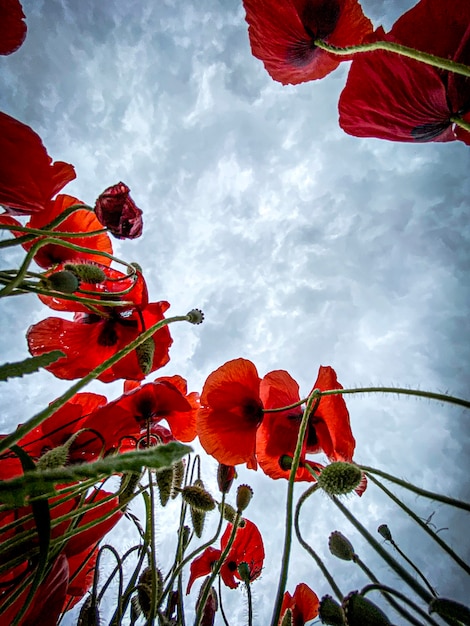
[428,597,470,623]
[186,308,205,325]
[156,466,174,506]
[171,459,185,498]
[218,502,238,525]
[377,524,393,541]
[181,525,191,551]
[318,595,346,625]
[342,591,391,626]
[182,485,216,512]
[94,182,143,239]
[77,595,100,626]
[317,462,362,496]
[119,471,141,507]
[42,270,79,293]
[137,566,163,618]
[217,463,236,494]
[36,430,83,470]
[64,263,106,284]
[196,580,218,626]
[136,336,155,375]
[236,484,253,512]
[328,531,356,561]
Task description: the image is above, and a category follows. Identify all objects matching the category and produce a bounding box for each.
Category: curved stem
[314,39,470,77]
[361,466,470,512]
[360,584,442,626]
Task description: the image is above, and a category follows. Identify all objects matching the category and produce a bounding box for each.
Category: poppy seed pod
[317,462,362,495]
[328,531,356,561]
[377,524,393,541]
[342,592,391,626]
[187,308,205,324]
[236,484,253,512]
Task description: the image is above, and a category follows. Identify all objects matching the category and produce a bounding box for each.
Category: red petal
[0,0,27,55]
[186,547,221,594]
[220,519,265,589]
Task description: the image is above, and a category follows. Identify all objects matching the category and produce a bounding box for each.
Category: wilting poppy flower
[27,300,172,382]
[280,583,319,625]
[197,358,263,470]
[186,519,265,593]
[256,366,355,481]
[243,0,372,84]
[0,112,75,214]
[94,182,143,239]
[338,0,470,144]
[0,0,27,55]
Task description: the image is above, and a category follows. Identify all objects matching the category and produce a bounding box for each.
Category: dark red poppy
[0,112,75,214]
[65,545,98,609]
[197,358,263,470]
[280,583,319,625]
[243,0,372,84]
[186,519,265,593]
[256,367,355,481]
[94,182,143,239]
[27,300,172,382]
[0,0,27,56]
[338,0,470,144]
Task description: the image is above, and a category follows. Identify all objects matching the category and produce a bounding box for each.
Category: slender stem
[361,584,442,626]
[245,580,253,626]
[387,539,437,597]
[294,484,343,602]
[314,39,470,77]
[218,574,231,626]
[451,116,470,133]
[361,466,470,512]
[0,222,107,238]
[0,314,194,455]
[269,391,321,626]
[366,473,470,575]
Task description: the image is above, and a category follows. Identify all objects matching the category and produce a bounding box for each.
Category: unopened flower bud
[137,566,163,618]
[317,462,362,496]
[343,592,391,626]
[429,597,470,623]
[136,336,155,375]
[182,485,216,512]
[328,531,355,561]
[64,263,106,284]
[171,459,185,498]
[119,471,141,506]
[318,595,346,625]
[236,484,253,512]
[217,463,236,494]
[377,524,393,541]
[156,466,174,506]
[218,502,238,524]
[36,430,83,470]
[77,595,100,626]
[186,308,204,324]
[196,580,218,626]
[42,270,79,294]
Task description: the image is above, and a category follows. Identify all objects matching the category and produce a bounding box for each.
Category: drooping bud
[377,524,393,541]
[280,608,293,626]
[171,459,185,498]
[317,462,362,496]
[236,484,253,512]
[42,270,79,294]
[64,263,106,284]
[342,592,391,626]
[156,466,174,507]
[217,463,236,494]
[218,502,238,525]
[77,595,100,626]
[182,485,216,513]
[136,336,155,375]
[186,308,204,325]
[328,531,356,561]
[318,595,346,625]
[188,479,210,538]
[137,566,163,618]
[36,430,83,470]
[119,471,142,507]
[428,597,470,623]
[128,261,143,274]
[196,579,218,626]
[181,525,191,551]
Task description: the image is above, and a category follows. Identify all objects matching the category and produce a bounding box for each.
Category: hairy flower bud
[217,463,236,494]
[136,336,155,375]
[77,595,100,626]
[137,566,163,618]
[171,459,185,498]
[182,485,216,513]
[328,531,355,561]
[64,262,106,284]
[236,484,253,512]
[156,466,174,507]
[343,592,391,626]
[317,462,362,496]
[42,270,79,294]
[318,595,346,625]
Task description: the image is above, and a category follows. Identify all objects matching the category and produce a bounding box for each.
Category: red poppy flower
[65,545,98,609]
[0,0,27,55]
[94,182,143,239]
[0,112,75,214]
[243,0,372,84]
[186,519,265,593]
[280,583,319,625]
[256,366,355,481]
[338,0,470,144]
[27,300,172,382]
[197,358,263,470]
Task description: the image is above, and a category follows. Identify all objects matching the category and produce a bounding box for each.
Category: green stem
[361,466,470,512]
[0,222,107,239]
[366,473,470,575]
[0,314,195,456]
[269,390,321,626]
[360,584,442,626]
[388,539,437,598]
[451,116,470,133]
[314,39,470,77]
[245,579,253,626]
[218,574,231,626]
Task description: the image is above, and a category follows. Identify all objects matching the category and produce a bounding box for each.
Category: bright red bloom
[280,583,319,625]
[256,366,355,481]
[197,358,263,470]
[27,300,172,382]
[94,182,143,239]
[0,0,27,55]
[0,112,75,214]
[338,0,470,144]
[243,0,372,84]
[186,519,265,593]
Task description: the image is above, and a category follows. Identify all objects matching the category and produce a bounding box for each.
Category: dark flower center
[287,0,340,67]
[227,561,237,572]
[243,398,264,425]
[411,120,451,141]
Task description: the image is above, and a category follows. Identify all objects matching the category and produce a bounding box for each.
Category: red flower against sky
[0,112,75,214]
[243,0,372,84]
[186,519,265,593]
[0,194,114,269]
[0,0,27,56]
[27,300,172,382]
[197,358,263,469]
[94,182,143,239]
[280,583,319,625]
[338,0,470,144]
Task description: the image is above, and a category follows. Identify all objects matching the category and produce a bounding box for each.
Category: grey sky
[1,0,469,624]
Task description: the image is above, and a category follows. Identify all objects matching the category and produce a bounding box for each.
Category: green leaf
[0,351,64,381]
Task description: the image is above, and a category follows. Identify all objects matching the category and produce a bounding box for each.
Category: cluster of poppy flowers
[243,0,470,145]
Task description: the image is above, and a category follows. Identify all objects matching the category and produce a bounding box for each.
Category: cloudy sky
[1,0,469,624]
